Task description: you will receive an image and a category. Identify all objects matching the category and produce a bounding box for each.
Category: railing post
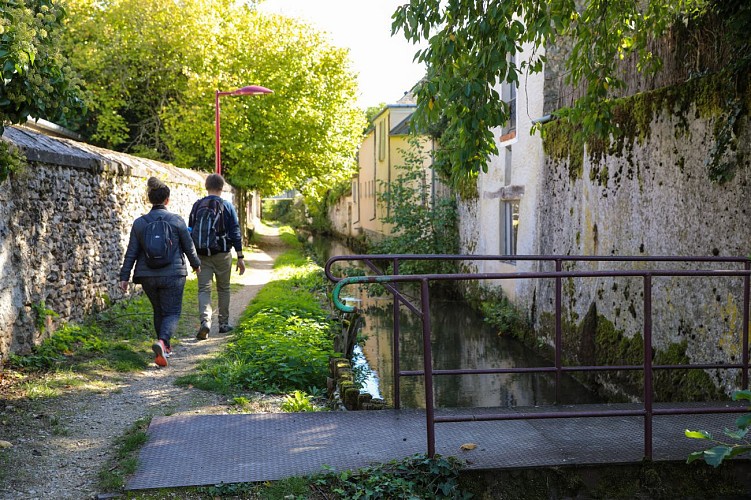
[420,279,436,458]
[743,262,750,389]
[643,274,653,460]
[393,258,401,409]
[555,259,563,404]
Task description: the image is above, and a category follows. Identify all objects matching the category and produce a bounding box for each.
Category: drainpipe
[532,114,553,125]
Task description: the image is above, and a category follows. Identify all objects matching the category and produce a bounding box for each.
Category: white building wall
[458,41,546,305]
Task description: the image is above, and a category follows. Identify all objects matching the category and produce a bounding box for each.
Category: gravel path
[0,230,285,499]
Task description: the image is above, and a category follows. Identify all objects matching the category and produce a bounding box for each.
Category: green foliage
[97,417,151,492]
[0,0,84,133]
[262,198,294,222]
[30,300,58,331]
[60,0,213,153]
[163,6,366,196]
[180,248,338,395]
[365,103,386,124]
[481,296,527,338]
[60,0,365,196]
[709,0,751,71]
[391,0,713,190]
[198,481,256,497]
[705,95,744,183]
[0,141,25,182]
[371,137,459,275]
[281,390,317,412]
[311,454,471,499]
[7,286,162,372]
[686,390,751,467]
[326,178,352,207]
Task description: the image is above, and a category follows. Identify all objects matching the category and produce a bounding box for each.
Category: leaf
[704,446,732,467]
[727,445,751,459]
[686,450,704,464]
[736,413,751,430]
[724,427,749,440]
[460,443,477,451]
[685,429,712,440]
[0,440,12,448]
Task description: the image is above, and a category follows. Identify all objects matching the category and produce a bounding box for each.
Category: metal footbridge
[127,254,751,490]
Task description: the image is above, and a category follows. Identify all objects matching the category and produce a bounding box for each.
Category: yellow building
[329,94,442,241]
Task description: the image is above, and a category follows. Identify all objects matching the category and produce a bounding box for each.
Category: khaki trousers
[197,252,232,328]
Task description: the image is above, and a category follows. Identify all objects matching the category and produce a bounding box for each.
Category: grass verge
[3,257,248,399]
[177,227,338,396]
[97,417,151,493]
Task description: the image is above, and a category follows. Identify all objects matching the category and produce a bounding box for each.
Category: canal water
[313,237,599,409]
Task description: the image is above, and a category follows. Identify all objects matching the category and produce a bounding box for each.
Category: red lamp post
[215,85,273,175]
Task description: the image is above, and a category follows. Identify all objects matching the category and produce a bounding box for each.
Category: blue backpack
[139,214,178,269]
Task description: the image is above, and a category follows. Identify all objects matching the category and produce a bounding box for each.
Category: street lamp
[215,85,273,175]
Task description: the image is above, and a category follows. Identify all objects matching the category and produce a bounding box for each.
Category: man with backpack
[119,177,202,367]
[188,173,246,340]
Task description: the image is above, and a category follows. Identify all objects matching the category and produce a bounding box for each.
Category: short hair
[205,173,225,192]
[147,177,170,205]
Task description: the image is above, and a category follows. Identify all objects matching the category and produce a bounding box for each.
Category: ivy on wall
[0,141,25,183]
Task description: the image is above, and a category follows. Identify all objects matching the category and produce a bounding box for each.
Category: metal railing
[325,254,751,459]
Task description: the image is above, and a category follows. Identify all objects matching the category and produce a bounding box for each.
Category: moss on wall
[489,296,727,402]
[579,304,726,402]
[543,70,750,184]
[542,120,584,181]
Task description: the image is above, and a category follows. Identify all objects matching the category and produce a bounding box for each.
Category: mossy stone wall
[534,73,751,395]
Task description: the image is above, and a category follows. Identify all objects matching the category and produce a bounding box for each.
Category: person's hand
[236,258,246,275]
[119,281,129,293]
[194,266,201,275]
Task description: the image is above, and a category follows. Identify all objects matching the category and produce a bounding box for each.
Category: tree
[372,136,458,276]
[163,10,365,196]
[0,0,83,134]
[391,0,714,191]
[60,0,227,157]
[61,0,365,196]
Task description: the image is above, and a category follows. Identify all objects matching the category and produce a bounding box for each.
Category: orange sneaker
[152,340,168,367]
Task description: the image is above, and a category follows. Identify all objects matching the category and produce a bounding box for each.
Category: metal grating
[127,405,747,490]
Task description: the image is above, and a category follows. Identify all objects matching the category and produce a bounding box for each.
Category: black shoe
[218,324,234,333]
[196,324,210,340]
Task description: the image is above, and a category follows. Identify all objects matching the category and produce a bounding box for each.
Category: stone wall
[0,126,245,361]
[530,75,751,394]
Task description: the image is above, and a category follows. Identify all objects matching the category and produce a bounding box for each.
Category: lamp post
[215,85,273,175]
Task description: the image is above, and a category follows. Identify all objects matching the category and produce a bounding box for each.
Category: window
[501,54,517,139]
[502,200,520,256]
[378,120,387,161]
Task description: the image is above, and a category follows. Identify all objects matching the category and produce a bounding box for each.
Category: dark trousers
[140,275,186,347]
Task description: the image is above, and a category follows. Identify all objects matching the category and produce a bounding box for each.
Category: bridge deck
[127,403,747,490]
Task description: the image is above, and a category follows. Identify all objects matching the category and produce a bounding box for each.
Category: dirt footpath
[0,230,284,499]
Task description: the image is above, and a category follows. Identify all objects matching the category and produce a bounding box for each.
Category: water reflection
[360,297,599,409]
[315,236,599,409]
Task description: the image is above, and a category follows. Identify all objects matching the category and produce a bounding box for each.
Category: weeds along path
[0,228,285,499]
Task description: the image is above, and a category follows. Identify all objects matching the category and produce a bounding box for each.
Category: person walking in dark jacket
[188,173,245,339]
[119,177,201,367]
